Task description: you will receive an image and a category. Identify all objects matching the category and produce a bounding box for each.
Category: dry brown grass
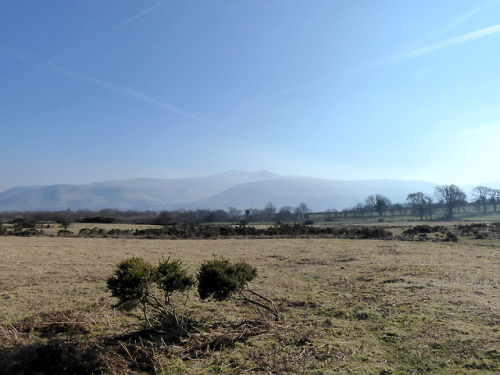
[1,234,499,373]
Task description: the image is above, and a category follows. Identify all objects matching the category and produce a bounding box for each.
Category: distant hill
[0,170,278,211]
[0,170,438,212]
[187,177,437,212]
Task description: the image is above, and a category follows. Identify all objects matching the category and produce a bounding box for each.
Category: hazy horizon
[2,1,500,192]
[1,169,499,194]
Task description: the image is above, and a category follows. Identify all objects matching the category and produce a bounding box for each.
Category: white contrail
[348,23,500,73]
[402,0,500,51]
[27,0,167,77]
[110,0,167,31]
[448,124,500,139]
[388,24,500,64]
[237,81,317,108]
[0,42,222,128]
[49,64,223,128]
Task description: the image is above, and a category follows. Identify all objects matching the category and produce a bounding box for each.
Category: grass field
[1,233,499,374]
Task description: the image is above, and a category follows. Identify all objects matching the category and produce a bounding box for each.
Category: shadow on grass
[0,314,188,375]
[0,312,271,374]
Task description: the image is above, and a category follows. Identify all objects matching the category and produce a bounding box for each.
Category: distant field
[1,234,499,373]
[32,222,162,237]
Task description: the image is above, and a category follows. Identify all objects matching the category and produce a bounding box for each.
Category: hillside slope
[188,177,437,211]
[0,171,440,212]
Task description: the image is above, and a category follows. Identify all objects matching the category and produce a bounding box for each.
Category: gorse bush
[155,258,196,299]
[107,257,195,329]
[107,256,278,328]
[197,257,257,301]
[107,257,154,311]
[197,256,278,321]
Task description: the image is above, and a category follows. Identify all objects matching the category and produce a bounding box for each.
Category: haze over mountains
[0,170,495,212]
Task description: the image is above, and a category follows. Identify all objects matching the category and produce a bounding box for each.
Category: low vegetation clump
[198,257,279,321]
[107,257,196,330]
[107,256,277,332]
[127,223,394,240]
[1,221,397,239]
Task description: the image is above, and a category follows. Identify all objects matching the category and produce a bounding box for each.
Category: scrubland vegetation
[0,222,499,374]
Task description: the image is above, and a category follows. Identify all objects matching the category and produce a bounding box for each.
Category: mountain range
[0,170,494,212]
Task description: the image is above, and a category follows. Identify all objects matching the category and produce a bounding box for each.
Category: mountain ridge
[0,170,479,212]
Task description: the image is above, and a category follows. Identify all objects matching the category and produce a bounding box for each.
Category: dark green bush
[197,256,257,301]
[107,257,196,329]
[444,232,458,242]
[108,256,277,324]
[155,258,195,298]
[197,256,277,320]
[107,257,154,311]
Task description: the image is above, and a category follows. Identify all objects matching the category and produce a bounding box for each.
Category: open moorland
[0,225,499,374]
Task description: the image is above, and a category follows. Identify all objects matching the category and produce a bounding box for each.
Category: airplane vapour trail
[26,0,167,77]
[237,81,317,108]
[388,24,500,64]
[0,42,222,129]
[346,23,500,74]
[402,0,500,51]
[241,3,500,106]
[48,64,224,128]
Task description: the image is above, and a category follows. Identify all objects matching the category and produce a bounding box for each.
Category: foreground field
[1,235,499,374]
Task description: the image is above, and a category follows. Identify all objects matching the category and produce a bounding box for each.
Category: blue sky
[1,0,500,191]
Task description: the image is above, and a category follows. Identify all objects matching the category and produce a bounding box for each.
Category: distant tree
[425,196,433,221]
[324,209,335,221]
[355,203,365,217]
[364,195,376,216]
[366,195,391,217]
[154,211,176,226]
[406,192,427,221]
[375,195,391,217]
[434,184,466,219]
[263,202,276,221]
[228,207,242,217]
[56,211,73,231]
[489,189,500,212]
[392,203,404,216]
[458,195,468,213]
[294,202,310,220]
[276,206,293,221]
[471,186,492,213]
[473,199,482,213]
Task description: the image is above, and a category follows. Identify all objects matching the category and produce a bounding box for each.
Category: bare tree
[276,206,293,221]
[471,186,492,213]
[56,211,74,231]
[365,194,391,217]
[364,195,376,216]
[489,189,500,212]
[425,196,433,221]
[406,192,426,221]
[294,202,310,220]
[228,207,242,216]
[263,202,276,221]
[434,184,466,219]
[355,203,365,217]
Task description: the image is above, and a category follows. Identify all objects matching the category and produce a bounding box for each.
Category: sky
[1,0,500,192]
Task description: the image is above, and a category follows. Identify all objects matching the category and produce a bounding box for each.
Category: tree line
[0,185,499,225]
[339,185,500,220]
